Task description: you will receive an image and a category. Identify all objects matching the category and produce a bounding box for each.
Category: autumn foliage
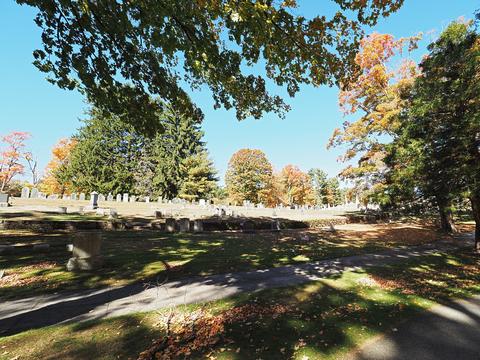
[279,165,314,206]
[0,132,30,192]
[225,149,273,204]
[41,138,77,194]
[328,32,420,201]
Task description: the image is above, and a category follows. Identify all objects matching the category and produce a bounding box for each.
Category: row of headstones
[21,187,211,206]
[20,187,367,210]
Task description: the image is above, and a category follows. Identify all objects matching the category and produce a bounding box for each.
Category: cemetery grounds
[0,197,479,359]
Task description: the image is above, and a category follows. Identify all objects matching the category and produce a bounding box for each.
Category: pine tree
[178,151,218,201]
[68,110,144,194]
[150,106,204,199]
[390,21,480,243]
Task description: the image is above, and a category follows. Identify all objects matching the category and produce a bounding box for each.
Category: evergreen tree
[178,151,218,201]
[308,168,343,206]
[68,110,145,194]
[68,105,205,198]
[150,106,204,199]
[390,21,480,244]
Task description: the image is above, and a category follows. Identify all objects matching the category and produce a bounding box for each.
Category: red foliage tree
[0,132,30,192]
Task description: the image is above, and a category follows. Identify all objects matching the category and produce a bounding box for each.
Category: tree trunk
[470,195,480,253]
[438,201,457,233]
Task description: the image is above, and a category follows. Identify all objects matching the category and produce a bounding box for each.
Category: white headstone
[123,193,129,202]
[21,187,30,199]
[116,194,122,202]
[30,188,39,198]
[79,193,86,201]
[0,193,9,206]
[107,193,113,202]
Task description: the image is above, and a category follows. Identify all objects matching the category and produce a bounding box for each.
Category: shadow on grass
[169,250,480,360]
[1,251,479,360]
[0,225,473,304]
[0,313,159,360]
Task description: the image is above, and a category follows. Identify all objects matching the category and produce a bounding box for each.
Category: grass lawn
[0,210,105,221]
[0,222,473,301]
[1,249,479,360]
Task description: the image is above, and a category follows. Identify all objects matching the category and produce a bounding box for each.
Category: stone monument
[66,232,103,271]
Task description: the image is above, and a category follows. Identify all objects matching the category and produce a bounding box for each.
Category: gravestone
[79,193,86,201]
[21,187,30,199]
[129,196,136,203]
[327,223,336,232]
[193,220,203,232]
[107,193,113,202]
[271,220,281,232]
[177,218,190,232]
[0,193,9,207]
[98,193,105,202]
[116,194,122,202]
[241,220,255,233]
[71,193,77,200]
[30,188,39,199]
[215,207,226,217]
[145,196,150,203]
[90,192,99,209]
[123,193,129,202]
[108,208,118,219]
[66,232,103,271]
[199,199,206,207]
[165,218,176,233]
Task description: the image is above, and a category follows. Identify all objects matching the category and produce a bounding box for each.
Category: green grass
[0,210,105,221]
[1,250,478,360]
[0,223,468,301]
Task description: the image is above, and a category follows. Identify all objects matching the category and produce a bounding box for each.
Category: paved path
[348,295,480,360]
[0,238,473,337]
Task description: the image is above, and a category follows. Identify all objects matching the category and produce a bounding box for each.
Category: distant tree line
[225,148,345,207]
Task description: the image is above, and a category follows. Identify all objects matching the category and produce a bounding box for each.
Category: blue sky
[0,1,478,183]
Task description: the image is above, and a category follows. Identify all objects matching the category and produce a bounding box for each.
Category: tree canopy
[58,106,206,197]
[225,148,273,204]
[17,0,404,130]
[389,20,480,240]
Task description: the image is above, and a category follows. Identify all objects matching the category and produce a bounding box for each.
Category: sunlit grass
[1,250,478,360]
[1,222,474,300]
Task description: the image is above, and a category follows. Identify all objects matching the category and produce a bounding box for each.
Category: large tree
[67,106,205,197]
[17,0,404,129]
[42,138,77,195]
[225,149,272,204]
[308,168,344,206]
[280,165,313,206]
[67,111,144,194]
[328,32,420,202]
[0,132,30,192]
[178,151,218,202]
[391,21,480,244]
[149,106,204,198]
